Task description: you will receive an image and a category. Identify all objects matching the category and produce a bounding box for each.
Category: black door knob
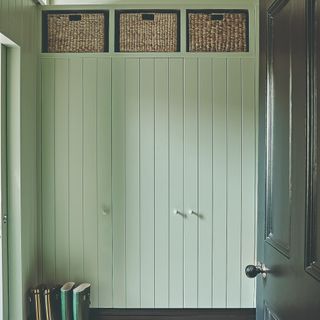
[245,264,267,278]
[245,265,263,278]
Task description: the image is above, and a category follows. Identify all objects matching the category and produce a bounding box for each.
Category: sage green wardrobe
[39,0,259,310]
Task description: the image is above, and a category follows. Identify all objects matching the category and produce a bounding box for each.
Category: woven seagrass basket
[188,11,248,52]
[117,11,179,52]
[45,11,108,53]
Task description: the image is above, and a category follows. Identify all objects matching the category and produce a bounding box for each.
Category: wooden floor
[90,308,256,320]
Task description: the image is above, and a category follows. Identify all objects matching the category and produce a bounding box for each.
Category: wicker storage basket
[116,11,180,52]
[187,11,248,52]
[44,11,108,53]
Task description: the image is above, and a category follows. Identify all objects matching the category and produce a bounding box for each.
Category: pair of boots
[28,285,61,320]
[61,282,91,320]
[28,283,91,320]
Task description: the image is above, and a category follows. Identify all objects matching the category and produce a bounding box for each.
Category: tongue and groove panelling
[0,0,39,318]
[40,56,256,308]
[41,57,113,307]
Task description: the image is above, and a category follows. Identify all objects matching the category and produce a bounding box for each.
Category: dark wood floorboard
[90,308,256,320]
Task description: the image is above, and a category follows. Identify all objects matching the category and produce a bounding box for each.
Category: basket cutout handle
[69,14,82,22]
[211,13,224,21]
[142,13,155,21]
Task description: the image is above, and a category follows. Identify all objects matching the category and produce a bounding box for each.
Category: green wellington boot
[72,283,91,320]
[61,282,76,320]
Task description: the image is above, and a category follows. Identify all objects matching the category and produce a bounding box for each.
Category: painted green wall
[0,0,39,319]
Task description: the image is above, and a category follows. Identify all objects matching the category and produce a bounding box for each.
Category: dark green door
[252,0,320,319]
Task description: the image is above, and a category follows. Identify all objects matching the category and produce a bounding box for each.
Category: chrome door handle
[173,209,183,216]
[189,210,198,216]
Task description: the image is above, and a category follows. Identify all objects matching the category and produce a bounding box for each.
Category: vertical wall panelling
[198,58,213,307]
[42,57,112,308]
[240,59,256,307]
[226,59,242,308]
[0,0,40,316]
[55,58,70,282]
[83,58,99,307]
[0,0,8,35]
[21,1,38,303]
[41,58,56,282]
[97,58,113,307]
[125,58,140,308]
[154,58,170,308]
[140,59,156,307]
[7,0,13,28]
[169,59,184,307]
[112,58,126,307]
[184,58,198,308]
[69,57,84,283]
[41,53,257,309]
[212,59,228,308]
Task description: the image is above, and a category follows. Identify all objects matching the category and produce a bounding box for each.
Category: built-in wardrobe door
[183,58,257,308]
[112,57,185,308]
[40,57,113,308]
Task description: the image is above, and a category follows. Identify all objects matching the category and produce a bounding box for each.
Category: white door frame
[0,44,9,319]
[0,43,8,320]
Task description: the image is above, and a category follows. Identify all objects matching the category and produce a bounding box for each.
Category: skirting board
[90,308,256,320]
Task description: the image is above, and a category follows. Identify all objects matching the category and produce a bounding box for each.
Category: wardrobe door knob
[102,207,110,216]
[189,210,197,216]
[174,209,183,216]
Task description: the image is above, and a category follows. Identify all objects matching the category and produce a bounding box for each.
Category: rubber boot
[61,282,75,320]
[72,283,91,320]
[28,285,46,320]
[44,285,61,320]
